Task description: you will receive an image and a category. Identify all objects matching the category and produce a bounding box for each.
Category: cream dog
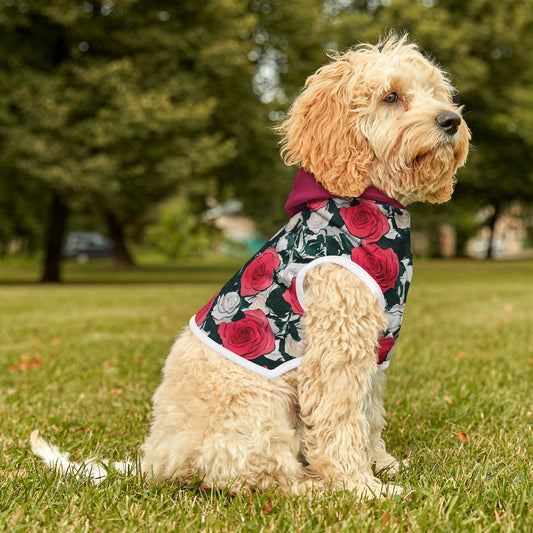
[32,35,470,498]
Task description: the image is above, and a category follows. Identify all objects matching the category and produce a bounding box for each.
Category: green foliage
[1,259,532,530]
[146,196,220,260]
[0,0,284,278]
[0,0,329,251]
[0,0,255,247]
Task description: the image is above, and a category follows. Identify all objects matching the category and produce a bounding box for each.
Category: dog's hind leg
[141,330,312,493]
[190,371,310,493]
[297,263,402,498]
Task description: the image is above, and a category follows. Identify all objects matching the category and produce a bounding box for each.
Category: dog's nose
[436,111,461,136]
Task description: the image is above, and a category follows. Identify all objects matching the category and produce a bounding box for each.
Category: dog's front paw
[375,455,409,479]
[357,479,404,499]
[382,482,404,497]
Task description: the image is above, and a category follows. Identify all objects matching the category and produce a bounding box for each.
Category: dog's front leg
[298,263,402,497]
[366,369,405,478]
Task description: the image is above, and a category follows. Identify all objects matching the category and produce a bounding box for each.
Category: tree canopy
[0,0,260,278]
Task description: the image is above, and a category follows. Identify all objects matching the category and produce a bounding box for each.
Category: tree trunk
[41,193,69,283]
[104,211,136,267]
[486,202,500,260]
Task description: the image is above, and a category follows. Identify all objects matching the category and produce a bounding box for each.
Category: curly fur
[278,35,469,205]
[31,34,469,498]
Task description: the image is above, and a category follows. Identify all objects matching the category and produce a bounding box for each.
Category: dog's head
[278,35,470,205]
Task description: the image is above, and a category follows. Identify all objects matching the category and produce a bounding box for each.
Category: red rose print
[218,309,275,359]
[377,337,395,364]
[195,292,218,326]
[340,200,389,243]
[307,199,328,211]
[240,248,281,296]
[282,278,304,315]
[351,244,399,293]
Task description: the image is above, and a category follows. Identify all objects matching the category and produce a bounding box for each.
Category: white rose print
[211,291,240,323]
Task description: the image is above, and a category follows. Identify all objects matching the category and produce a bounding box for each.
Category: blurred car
[62,232,114,263]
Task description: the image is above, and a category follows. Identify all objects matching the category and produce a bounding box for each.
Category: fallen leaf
[395,400,402,407]
[503,303,513,313]
[8,359,42,371]
[51,338,62,345]
[381,511,390,524]
[454,431,468,443]
[109,388,124,395]
[454,350,466,361]
[262,500,273,515]
[444,395,453,405]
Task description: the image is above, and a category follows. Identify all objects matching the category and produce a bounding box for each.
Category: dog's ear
[278,57,373,198]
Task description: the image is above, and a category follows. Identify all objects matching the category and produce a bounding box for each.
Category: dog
[31,34,470,498]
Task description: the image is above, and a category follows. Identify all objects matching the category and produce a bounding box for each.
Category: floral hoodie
[190,170,413,379]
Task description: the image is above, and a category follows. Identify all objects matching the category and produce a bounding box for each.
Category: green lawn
[1,259,532,532]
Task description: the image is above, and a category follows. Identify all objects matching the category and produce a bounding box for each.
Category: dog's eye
[383,92,399,104]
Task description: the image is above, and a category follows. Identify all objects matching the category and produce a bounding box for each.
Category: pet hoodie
[190,169,413,379]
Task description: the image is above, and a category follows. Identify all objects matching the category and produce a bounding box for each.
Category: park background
[0,0,533,279]
[1,1,532,532]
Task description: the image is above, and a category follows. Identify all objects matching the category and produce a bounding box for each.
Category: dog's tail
[30,430,136,484]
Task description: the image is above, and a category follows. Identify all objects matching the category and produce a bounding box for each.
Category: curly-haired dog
[32,35,469,497]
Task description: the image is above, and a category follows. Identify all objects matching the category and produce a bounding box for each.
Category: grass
[1,258,532,532]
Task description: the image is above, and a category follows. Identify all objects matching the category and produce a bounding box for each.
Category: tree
[0,1,254,280]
